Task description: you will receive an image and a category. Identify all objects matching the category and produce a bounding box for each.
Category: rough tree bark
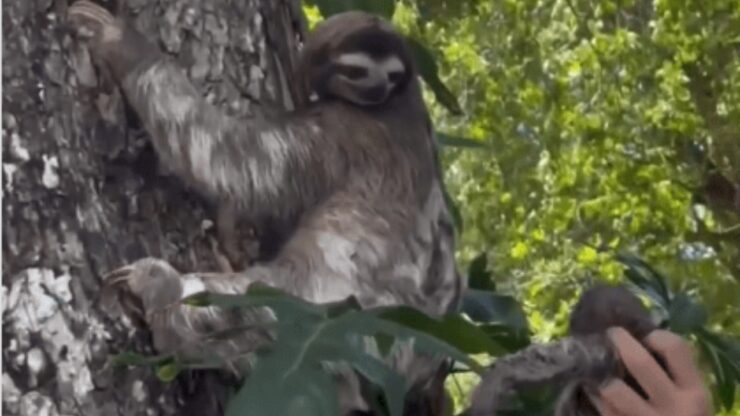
[2,0,303,414]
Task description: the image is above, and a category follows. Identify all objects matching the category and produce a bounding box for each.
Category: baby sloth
[67,2,461,415]
[470,285,667,416]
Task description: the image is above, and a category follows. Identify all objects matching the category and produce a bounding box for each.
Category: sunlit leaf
[305,0,395,19]
[436,132,487,149]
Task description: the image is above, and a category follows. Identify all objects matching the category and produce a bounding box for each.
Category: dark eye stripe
[336,64,369,80]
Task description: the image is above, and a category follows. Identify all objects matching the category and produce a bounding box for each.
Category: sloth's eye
[338,65,369,80]
[388,71,405,84]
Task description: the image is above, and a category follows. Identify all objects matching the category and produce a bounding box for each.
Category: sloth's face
[301,18,415,108]
[326,52,407,106]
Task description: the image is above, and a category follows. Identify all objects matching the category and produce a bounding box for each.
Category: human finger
[644,330,704,390]
[590,393,625,416]
[608,327,674,401]
[599,378,657,416]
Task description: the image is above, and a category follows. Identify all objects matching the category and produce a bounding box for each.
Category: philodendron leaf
[179,289,491,415]
[301,308,482,372]
[373,306,504,360]
[324,295,364,318]
[311,342,407,416]
[226,348,340,416]
[225,307,340,416]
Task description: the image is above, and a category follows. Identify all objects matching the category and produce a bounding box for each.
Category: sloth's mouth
[356,85,389,105]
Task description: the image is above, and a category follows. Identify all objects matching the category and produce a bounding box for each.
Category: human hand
[596,327,712,416]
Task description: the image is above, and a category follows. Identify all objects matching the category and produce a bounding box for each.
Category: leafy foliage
[197,286,489,416]
[405,0,740,412]
[115,284,501,416]
[112,258,738,414]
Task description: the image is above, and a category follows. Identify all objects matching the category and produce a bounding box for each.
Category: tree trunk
[2,0,303,414]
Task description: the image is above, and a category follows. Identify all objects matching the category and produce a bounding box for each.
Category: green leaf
[479,323,531,352]
[616,253,672,310]
[406,37,462,115]
[155,361,182,383]
[696,335,738,411]
[436,132,487,149]
[375,306,504,358]
[461,290,529,332]
[111,351,173,368]
[442,186,464,232]
[667,293,708,333]
[467,253,495,291]
[374,333,395,357]
[312,343,407,416]
[416,0,473,21]
[227,350,340,416]
[700,330,740,410]
[347,355,406,416]
[111,350,226,374]
[325,295,364,318]
[225,312,340,416]
[221,295,485,416]
[184,284,326,320]
[305,0,396,19]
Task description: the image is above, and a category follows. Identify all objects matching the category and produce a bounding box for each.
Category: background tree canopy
[307,0,740,414]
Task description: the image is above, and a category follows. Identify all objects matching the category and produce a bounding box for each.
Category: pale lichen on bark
[2,0,303,414]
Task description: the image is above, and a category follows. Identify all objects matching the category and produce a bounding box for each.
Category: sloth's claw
[102,257,183,322]
[68,1,114,24]
[67,1,121,43]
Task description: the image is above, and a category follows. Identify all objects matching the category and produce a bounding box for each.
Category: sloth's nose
[359,84,388,103]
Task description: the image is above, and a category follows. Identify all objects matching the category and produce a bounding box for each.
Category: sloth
[67,2,462,415]
[470,285,665,416]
